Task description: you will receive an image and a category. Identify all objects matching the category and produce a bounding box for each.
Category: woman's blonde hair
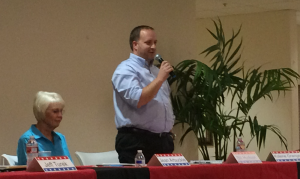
[33,91,65,121]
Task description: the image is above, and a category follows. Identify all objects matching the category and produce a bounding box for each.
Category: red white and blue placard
[266,151,300,162]
[27,156,76,172]
[148,154,190,166]
[226,152,262,164]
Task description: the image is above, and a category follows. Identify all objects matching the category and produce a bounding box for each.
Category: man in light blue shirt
[112,25,175,163]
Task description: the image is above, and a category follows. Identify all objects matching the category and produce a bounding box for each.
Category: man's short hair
[129,25,154,51]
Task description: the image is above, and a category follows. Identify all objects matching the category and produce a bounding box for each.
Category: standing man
[112,25,175,163]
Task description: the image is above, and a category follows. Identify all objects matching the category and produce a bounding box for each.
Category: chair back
[75,150,119,165]
[1,154,18,166]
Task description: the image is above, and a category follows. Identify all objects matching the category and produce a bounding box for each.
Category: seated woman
[17,91,72,165]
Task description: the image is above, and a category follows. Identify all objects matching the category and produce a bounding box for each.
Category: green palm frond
[247,116,288,150]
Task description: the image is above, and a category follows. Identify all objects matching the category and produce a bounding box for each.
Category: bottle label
[26,147,38,153]
[136,160,142,164]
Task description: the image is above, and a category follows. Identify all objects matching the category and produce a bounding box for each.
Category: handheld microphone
[154,54,176,78]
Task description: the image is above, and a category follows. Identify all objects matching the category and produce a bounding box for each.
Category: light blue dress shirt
[17,124,73,165]
[112,53,174,133]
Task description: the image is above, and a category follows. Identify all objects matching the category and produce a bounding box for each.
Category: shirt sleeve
[17,137,28,165]
[112,70,143,108]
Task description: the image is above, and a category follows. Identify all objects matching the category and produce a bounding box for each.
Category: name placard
[27,156,76,172]
[226,152,262,164]
[266,151,300,162]
[148,154,190,166]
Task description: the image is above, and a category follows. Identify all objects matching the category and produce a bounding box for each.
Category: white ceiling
[196,0,300,23]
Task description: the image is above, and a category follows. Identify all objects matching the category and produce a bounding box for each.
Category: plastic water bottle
[26,136,38,166]
[135,150,146,167]
[236,137,245,152]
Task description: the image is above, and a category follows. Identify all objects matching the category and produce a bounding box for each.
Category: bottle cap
[137,150,142,153]
[30,136,35,139]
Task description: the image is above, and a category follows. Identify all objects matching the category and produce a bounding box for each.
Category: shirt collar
[30,124,61,140]
[129,53,150,68]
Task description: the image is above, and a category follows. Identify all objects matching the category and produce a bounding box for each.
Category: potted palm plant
[170,19,300,160]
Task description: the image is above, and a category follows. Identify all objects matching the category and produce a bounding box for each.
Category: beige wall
[196,10,299,160]
[0,0,198,165]
[1,0,299,165]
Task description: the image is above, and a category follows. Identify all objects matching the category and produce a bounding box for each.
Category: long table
[0,162,298,179]
[0,168,97,179]
[93,162,299,179]
[148,162,299,179]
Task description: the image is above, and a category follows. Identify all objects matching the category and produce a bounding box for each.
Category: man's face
[133,29,157,62]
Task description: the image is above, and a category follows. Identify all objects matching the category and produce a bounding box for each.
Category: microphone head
[154,54,163,63]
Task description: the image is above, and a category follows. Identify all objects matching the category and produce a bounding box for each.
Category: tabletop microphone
[154,54,176,78]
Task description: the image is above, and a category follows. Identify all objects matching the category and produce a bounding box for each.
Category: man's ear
[132,41,138,51]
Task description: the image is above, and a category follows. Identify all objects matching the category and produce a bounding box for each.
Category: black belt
[118,127,171,137]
